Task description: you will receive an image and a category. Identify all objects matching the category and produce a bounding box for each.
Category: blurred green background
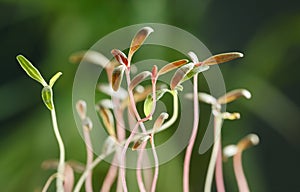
[1,0,300,191]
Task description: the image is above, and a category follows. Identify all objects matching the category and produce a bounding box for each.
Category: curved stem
[83,127,94,192]
[50,108,65,192]
[100,154,118,192]
[150,137,159,192]
[120,123,140,192]
[136,142,147,192]
[233,151,249,192]
[204,116,223,192]
[74,153,108,192]
[156,91,178,133]
[183,75,199,192]
[42,173,58,192]
[125,69,147,133]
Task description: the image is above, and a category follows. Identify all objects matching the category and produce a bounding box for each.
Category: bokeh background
[1,0,300,191]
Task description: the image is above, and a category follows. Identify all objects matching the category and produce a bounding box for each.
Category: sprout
[223,134,260,192]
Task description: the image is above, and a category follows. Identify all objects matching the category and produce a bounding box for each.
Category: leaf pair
[111,27,154,91]
[16,55,62,110]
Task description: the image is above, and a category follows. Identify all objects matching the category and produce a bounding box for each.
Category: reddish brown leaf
[129,71,151,91]
[202,52,243,66]
[237,134,260,151]
[158,59,189,76]
[111,65,125,91]
[153,112,169,133]
[98,106,116,138]
[132,135,151,150]
[217,89,251,104]
[128,27,154,62]
[111,49,128,67]
[151,65,158,80]
[170,63,194,90]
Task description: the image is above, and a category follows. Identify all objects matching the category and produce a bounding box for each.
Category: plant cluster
[17,26,259,192]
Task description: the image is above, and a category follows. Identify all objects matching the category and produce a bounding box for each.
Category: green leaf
[16,55,47,86]
[182,65,209,82]
[143,88,170,118]
[143,94,153,119]
[41,86,53,110]
[49,72,62,88]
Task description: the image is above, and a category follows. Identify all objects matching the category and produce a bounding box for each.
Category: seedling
[17,26,259,192]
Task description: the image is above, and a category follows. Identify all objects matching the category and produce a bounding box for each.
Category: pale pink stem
[116,168,123,192]
[136,76,158,192]
[120,123,140,192]
[150,137,159,192]
[143,159,153,191]
[233,151,249,192]
[100,97,124,192]
[100,154,118,192]
[114,99,126,192]
[113,98,126,141]
[215,138,225,192]
[83,127,94,192]
[183,75,199,192]
[125,69,147,133]
[136,142,147,192]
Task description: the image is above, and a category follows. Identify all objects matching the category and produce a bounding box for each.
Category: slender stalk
[50,108,65,192]
[82,127,94,192]
[125,69,147,133]
[204,116,222,192]
[74,153,108,192]
[183,75,199,192]
[215,138,225,192]
[136,142,147,192]
[42,173,58,192]
[116,165,123,192]
[150,137,159,192]
[142,157,153,191]
[233,151,249,192]
[136,75,158,192]
[113,97,126,192]
[100,154,118,192]
[156,91,178,133]
[120,123,140,192]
